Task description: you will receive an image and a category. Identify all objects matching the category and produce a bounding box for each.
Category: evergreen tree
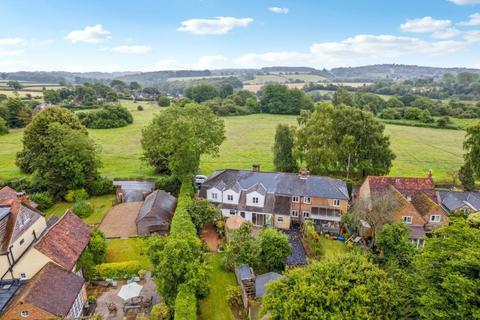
[273,124,297,172]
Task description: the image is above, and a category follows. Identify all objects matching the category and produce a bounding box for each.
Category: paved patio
[99,202,143,238]
[90,272,160,320]
[200,222,223,252]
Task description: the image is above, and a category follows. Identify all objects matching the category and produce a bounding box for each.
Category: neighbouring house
[136,190,177,236]
[358,175,448,247]
[32,103,52,115]
[199,166,349,233]
[1,262,87,319]
[438,190,480,214]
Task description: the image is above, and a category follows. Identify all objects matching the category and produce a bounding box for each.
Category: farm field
[0,102,466,184]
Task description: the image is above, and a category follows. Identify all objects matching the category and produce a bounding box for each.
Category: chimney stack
[252,164,260,172]
[298,168,310,179]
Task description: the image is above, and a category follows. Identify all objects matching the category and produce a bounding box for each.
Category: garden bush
[88,176,114,196]
[155,175,181,195]
[137,105,144,111]
[72,200,94,218]
[78,105,133,129]
[173,284,196,320]
[226,285,242,306]
[303,220,324,258]
[95,260,143,279]
[0,117,8,135]
[150,303,170,320]
[30,192,53,210]
[64,188,89,203]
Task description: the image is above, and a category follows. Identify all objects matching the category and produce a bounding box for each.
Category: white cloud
[459,12,480,26]
[111,45,151,54]
[178,16,253,35]
[0,49,24,57]
[65,24,111,43]
[448,0,480,4]
[400,16,451,33]
[432,27,462,39]
[236,51,310,67]
[269,7,289,14]
[197,55,230,69]
[464,30,480,42]
[0,37,27,46]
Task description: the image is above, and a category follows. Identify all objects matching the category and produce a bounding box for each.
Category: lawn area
[105,238,152,270]
[320,238,347,259]
[199,253,237,320]
[44,194,115,225]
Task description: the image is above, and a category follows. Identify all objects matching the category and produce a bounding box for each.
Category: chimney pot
[298,168,310,178]
[252,164,260,172]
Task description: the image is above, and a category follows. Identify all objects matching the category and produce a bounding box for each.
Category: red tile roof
[35,210,91,271]
[366,176,437,203]
[22,262,85,316]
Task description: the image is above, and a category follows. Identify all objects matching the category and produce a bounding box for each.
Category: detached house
[358,176,448,247]
[199,166,349,233]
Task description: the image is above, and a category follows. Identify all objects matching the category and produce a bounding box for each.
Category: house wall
[222,189,240,205]
[206,187,222,203]
[291,196,348,220]
[0,218,47,279]
[2,302,54,320]
[137,216,169,236]
[273,214,291,229]
[392,202,425,226]
[245,191,265,207]
[358,180,371,200]
[3,248,51,280]
[67,283,87,318]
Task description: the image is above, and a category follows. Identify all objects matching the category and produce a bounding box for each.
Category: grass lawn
[0,102,468,184]
[44,194,115,225]
[199,253,237,320]
[320,238,347,259]
[105,237,152,270]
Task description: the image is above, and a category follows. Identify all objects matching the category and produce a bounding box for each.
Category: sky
[0,0,480,72]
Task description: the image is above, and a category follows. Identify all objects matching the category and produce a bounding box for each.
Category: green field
[0,100,468,184]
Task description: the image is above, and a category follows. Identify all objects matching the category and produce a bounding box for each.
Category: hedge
[95,260,142,279]
[378,118,461,130]
[174,285,197,320]
[169,182,196,238]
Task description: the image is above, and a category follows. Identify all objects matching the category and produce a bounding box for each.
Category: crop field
[0,100,467,184]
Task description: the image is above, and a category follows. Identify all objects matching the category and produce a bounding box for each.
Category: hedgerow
[78,105,133,129]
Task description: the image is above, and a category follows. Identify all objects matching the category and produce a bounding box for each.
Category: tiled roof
[22,262,84,316]
[366,176,437,203]
[439,190,480,212]
[34,211,91,271]
[136,190,176,224]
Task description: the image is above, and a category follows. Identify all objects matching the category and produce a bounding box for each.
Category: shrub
[258,228,291,271]
[78,105,133,129]
[187,198,222,233]
[64,189,89,203]
[30,192,53,210]
[303,220,324,258]
[155,175,181,195]
[173,285,196,320]
[0,117,8,135]
[88,176,114,196]
[158,95,170,107]
[95,261,143,279]
[72,200,94,218]
[226,285,242,306]
[137,105,144,111]
[150,303,170,320]
[437,116,452,128]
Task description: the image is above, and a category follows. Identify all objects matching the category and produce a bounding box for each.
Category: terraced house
[199,167,349,233]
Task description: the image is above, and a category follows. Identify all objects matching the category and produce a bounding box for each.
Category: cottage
[136,190,177,236]
[438,190,480,214]
[199,166,349,233]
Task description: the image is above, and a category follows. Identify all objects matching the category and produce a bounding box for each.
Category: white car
[195,175,208,185]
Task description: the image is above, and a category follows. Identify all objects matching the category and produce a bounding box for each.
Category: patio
[89,272,160,320]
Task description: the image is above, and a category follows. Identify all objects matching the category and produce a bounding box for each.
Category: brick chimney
[16,192,29,205]
[298,168,310,179]
[252,164,260,172]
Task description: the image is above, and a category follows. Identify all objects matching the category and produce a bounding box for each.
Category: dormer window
[227,195,233,201]
[252,197,259,204]
[212,193,218,200]
[18,212,30,228]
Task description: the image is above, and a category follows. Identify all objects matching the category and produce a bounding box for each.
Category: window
[303,211,310,218]
[21,311,28,318]
[240,211,245,218]
[402,216,413,224]
[303,197,311,204]
[212,193,218,200]
[292,196,300,203]
[20,273,27,280]
[333,199,340,207]
[227,194,233,201]
[291,210,299,217]
[252,197,259,204]
[19,239,25,245]
[430,215,441,222]
[277,216,284,223]
[229,210,236,216]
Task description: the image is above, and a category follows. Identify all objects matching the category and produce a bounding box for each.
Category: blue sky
[0,0,479,71]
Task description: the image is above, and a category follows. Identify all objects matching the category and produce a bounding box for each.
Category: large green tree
[295,102,395,178]
[260,84,313,114]
[261,253,401,319]
[222,222,259,271]
[141,104,225,179]
[273,124,297,172]
[411,219,480,319]
[376,222,416,266]
[257,228,291,272]
[3,98,31,128]
[184,84,218,103]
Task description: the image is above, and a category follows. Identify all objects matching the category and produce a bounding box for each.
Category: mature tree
[258,228,291,272]
[187,199,221,233]
[463,123,480,177]
[353,92,385,114]
[7,80,22,90]
[351,189,400,246]
[141,104,225,179]
[76,228,107,279]
[260,84,313,114]
[459,161,475,191]
[184,84,218,103]
[157,95,170,107]
[386,96,405,109]
[295,103,395,178]
[332,87,354,106]
[376,222,416,266]
[110,79,126,90]
[261,253,401,319]
[218,83,234,98]
[0,117,8,135]
[129,81,141,90]
[3,98,31,128]
[43,89,61,104]
[223,222,259,271]
[411,219,480,319]
[16,107,87,173]
[273,124,297,172]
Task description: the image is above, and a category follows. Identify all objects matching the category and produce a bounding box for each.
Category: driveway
[113,180,155,202]
[99,202,143,238]
[286,225,307,266]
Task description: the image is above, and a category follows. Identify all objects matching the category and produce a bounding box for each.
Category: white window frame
[291,210,298,217]
[333,199,340,207]
[402,216,413,224]
[20,273,27,280]
[252,197,259,204]
[229,210,236,216]
[227,194,233,201]
[277,216,284,223]
[212,193,218,200]
[292,196,300,203]
[303,211,310,218]
[303,197,311,204]
[21,311,29,318]
[430,215,441,222]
